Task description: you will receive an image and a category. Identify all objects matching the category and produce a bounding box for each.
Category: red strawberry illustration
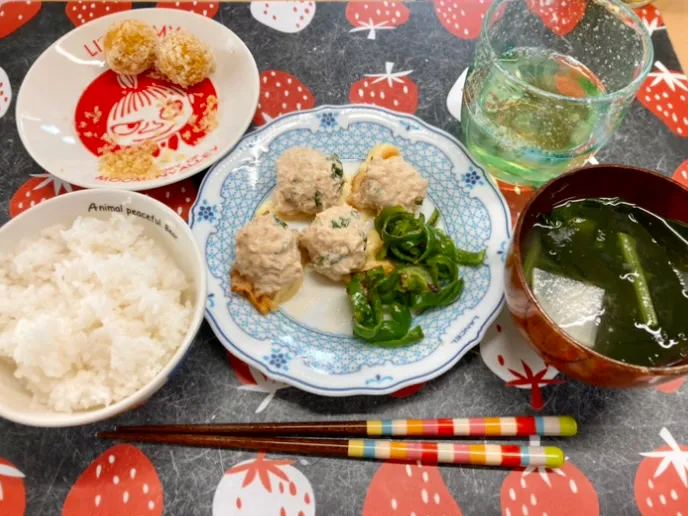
[228,352,289,413]
[349,62,419,114]
[480,311,562,410]
[672,159,688,188]
[502,462,599,516]
[635,427,688,515]
[0,65,11,119]
[433,0,492,40]
[496,179,535,229]
[9,174,82,218]
[212,453,315,515]
[526,0,587,36]
[0,0,40,38]
[654,377,684,394]
[250,1,315,34]
[62,444,162,516]
[65,1,132,27]
[635,4,664,35]
[363,461,462,516]
[639,62,688,137]
[346,1,409,40]
[254,70,315,126]
[0,459,25,516]
[390,382,425,398]
[143,178,197,221]
[156,1,219,18]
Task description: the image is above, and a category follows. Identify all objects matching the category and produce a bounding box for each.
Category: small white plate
[16,8,259,191]
[191,105,512,396]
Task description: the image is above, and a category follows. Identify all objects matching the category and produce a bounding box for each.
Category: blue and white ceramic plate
[190,105,511,396]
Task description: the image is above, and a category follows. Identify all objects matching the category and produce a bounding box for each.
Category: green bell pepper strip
[411,278,465,312]
[346,274,372,323]
[373,303,413,341]
[454,248,486,266]
[427,208,440,227]
[370,325,425,347]
[425,254,458,284]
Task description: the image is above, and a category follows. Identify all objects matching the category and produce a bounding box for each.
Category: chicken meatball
[233,213,304,299]
[274,147,344,215]
[300,206,368,281]
[349,154,428,213]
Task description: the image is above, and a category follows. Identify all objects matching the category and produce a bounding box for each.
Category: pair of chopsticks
[98,415,576,468]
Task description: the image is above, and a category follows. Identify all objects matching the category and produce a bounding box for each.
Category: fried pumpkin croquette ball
[156,29,216,88]
[103,20,158,75]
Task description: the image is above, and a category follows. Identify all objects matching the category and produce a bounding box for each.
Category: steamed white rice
[0,214,192,412]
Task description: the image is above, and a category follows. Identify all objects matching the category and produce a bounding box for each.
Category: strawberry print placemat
[0,2,687,515]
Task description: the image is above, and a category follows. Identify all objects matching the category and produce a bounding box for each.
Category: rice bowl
[0,189,206,427]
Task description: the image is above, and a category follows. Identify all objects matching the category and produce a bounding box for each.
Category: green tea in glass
[461,0,653,186]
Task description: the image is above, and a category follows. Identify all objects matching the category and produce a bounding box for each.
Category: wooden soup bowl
[505,165,688,388]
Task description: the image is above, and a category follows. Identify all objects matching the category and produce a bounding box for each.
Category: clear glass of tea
[461,0,653,187]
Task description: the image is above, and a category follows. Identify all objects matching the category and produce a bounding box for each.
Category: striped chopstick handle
[365,416,576,437]
[348,440,564,468]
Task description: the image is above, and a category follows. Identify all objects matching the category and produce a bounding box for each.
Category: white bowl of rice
[0,189,206,427]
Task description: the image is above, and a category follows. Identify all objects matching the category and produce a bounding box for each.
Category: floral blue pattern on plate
[190,105,511,396]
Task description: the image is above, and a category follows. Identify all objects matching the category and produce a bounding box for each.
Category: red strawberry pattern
[254,70,315,126]
[0,459,25,516]
[635,4,664,35]
[346,1,409,40]
[363,461,462,516]
[349,61,419,114]
[9,174,82,218]
[142,179,197,221]
[228,353,289,413]
[65,1,132,27]
[212,453,315,515]
[390,382,425,398]
[62,444,162,516]
[654,377,684,394]
[250,1,315,34]
[672,158,688,188]
[526,0,587,36]
[0,1,40,38]
[156,1,219,18]
[433,0,492,40]
[638,62,688,137]
[9,173,195,221]
[635,427,688,515]
[0,66,11,119]
[480,310,562,410]
[502,462,599,516]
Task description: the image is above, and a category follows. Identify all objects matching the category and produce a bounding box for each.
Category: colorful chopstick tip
[544,447,565,468]
[559,416,578,437]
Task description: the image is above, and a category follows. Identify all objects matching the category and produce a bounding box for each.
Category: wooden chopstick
[97,431,565,467]
[116,416,577,438]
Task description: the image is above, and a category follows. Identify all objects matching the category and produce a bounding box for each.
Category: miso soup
[523,198,688,367]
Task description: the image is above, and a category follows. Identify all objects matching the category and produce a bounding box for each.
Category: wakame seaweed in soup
[523,198,688,367]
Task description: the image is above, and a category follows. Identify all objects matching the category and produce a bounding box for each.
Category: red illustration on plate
[433,0,492,40]
[363,461,462,516]
[62,444,163,516]
[526,0,587,36]
[635,4,664,35]
[349,62,419,114]
[212,453,315,515]
[0,458,25,516]
[638,61,688,138]
[75,71,218,157]
[635,427,688,515]
[156,1,219,18]
[346,1,409,40]
[254,70,315,126]
[672,159,688,188]
[0,1,41,38]
[502,462,600,516]
[65,1,132,27]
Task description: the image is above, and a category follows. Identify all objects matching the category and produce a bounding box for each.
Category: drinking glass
[461,0,653,186]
